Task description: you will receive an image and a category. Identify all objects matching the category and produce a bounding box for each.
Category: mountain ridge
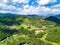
[0,13,60,19]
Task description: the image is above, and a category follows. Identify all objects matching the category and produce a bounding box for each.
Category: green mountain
[45,16,60,25]
[55,14,60,18]
[0,13,60,45]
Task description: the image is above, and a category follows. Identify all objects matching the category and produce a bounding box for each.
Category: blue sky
[0,0,60,15]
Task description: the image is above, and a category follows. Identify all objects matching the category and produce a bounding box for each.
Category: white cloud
[37,0,57,5]
[3,0,7,3]
[12,0,30,4]
[0,3,15,11]
[18,5,60,15]
[0,3,22,13]
[0,0,30,5]
[0,3,60,15]
[0,0,8,3]
[0,0,59,15]
[51,4,60,8]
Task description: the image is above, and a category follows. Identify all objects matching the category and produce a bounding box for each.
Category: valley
[0,14,60,45]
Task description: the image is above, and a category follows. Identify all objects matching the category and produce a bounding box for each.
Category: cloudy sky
[0,0,60,15]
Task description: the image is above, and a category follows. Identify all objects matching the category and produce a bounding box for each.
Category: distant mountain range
[0,13,60,25]
[0,13,19,18]
[0,13,60,19]
[0,13,47,19]
[55,14,60,18]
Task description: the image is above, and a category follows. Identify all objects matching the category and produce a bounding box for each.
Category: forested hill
[55,14,60,18]
[0,13,60,45]
[45,16,60,25]
[0,13,19,18]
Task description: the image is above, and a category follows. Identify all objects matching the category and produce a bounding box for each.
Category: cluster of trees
[46,27,60,43]
[0,24,18,41]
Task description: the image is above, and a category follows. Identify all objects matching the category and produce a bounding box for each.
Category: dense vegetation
[0,14,60,45]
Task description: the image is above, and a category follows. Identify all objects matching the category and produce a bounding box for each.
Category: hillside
[0,13,60,45]
[45,16,60,25]
[55,14,60,18]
